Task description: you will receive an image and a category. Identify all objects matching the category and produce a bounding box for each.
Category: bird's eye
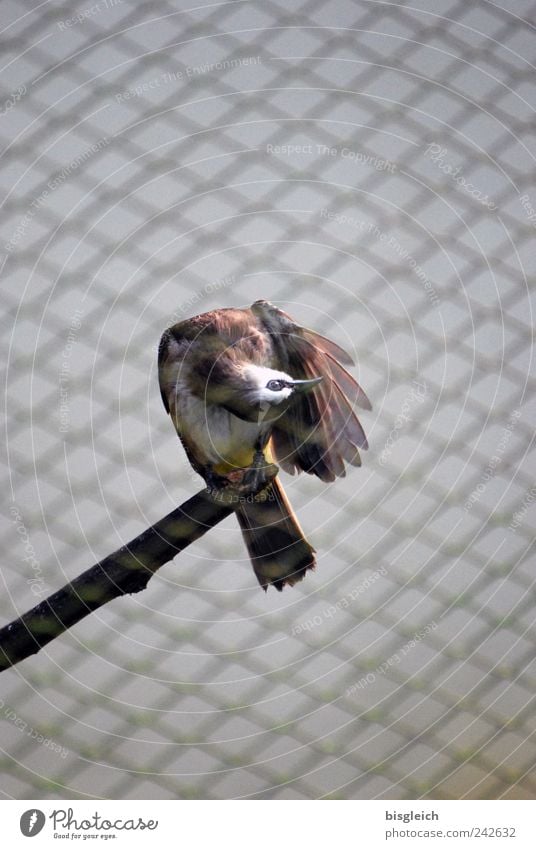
[266,379,284,391]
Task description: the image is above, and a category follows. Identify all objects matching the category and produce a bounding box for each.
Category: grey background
[1,0,535,799]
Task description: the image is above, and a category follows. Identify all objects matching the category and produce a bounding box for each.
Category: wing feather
[322,350,372,411]
[301,327,355,366]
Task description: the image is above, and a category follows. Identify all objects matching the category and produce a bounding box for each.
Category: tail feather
[236,477,316,591]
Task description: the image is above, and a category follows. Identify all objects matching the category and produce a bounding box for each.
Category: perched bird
[158,299,370,591]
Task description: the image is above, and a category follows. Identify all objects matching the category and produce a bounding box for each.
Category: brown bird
[158,299,370,591]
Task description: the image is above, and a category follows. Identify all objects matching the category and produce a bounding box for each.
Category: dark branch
[0,488,236,672]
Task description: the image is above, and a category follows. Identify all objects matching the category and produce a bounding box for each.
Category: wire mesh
[1,0,535,800]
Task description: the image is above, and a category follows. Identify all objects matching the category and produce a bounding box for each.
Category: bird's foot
[204,469,235,504]
[204,454,278,505]
[241,450,279,498]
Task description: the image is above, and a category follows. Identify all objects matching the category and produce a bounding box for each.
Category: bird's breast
[174,392,265,473]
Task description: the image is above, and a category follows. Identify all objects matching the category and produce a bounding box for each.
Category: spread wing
[251,300,371,482]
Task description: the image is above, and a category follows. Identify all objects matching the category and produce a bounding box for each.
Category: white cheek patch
[258,386,293,405]
[242,364,296,405]
[277,387,293,404]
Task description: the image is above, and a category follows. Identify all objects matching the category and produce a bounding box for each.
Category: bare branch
[0,488,235,672]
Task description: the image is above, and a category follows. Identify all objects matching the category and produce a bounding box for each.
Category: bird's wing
[251,300,371,482]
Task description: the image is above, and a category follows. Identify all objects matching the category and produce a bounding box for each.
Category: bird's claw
[205,454,278,505]
[242,457,279,498]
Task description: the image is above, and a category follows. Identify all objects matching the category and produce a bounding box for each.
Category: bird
[158,299,370,592]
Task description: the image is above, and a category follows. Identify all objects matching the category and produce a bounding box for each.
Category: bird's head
[241,365,322,409]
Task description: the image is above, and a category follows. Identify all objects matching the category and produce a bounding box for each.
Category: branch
[0,488,235,672]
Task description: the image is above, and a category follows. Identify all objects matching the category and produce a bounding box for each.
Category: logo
[20,809,46,837]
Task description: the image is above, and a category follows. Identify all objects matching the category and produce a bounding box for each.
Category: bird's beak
[289,376,323,393]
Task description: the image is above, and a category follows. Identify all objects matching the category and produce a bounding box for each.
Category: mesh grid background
[1,0,535,800]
